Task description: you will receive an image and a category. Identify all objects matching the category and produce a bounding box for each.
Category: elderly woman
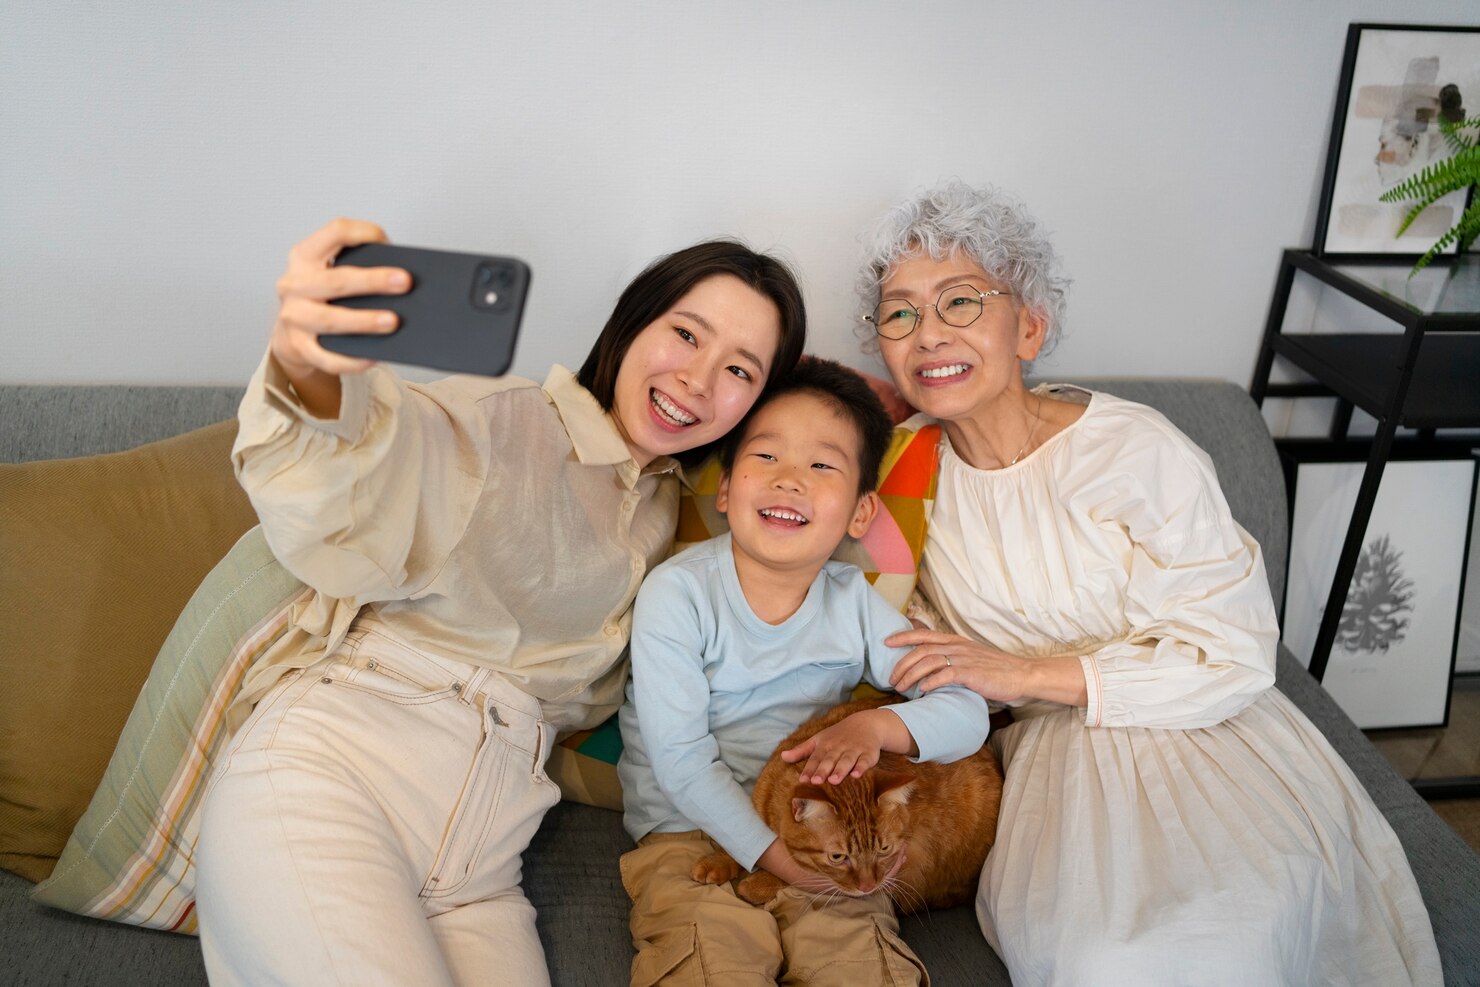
[862,182,1441,985]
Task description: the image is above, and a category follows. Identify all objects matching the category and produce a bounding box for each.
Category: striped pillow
[31,527,306,932]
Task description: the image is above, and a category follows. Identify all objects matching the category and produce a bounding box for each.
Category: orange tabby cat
[693,695,1003,913]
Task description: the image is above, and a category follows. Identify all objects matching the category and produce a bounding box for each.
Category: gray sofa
[3,378,1478,986]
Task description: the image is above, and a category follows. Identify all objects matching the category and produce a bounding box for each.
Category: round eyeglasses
[865,285,1014,340]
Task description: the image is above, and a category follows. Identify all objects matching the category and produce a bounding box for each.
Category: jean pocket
[321,656,461,706]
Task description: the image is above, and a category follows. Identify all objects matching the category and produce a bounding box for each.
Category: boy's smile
[717,391,879,583]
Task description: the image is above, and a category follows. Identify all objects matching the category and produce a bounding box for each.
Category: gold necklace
[1007,393,1042,466]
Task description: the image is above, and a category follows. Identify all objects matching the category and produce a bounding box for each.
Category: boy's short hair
[720,358,893,496]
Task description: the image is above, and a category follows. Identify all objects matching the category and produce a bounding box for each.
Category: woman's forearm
[1023,654,1090,708]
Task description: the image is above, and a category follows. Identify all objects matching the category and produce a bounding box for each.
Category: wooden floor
[1366,677,1480,855]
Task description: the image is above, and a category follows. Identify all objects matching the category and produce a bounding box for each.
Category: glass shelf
[1326,254,1480,321]
[1328,254,1480,319]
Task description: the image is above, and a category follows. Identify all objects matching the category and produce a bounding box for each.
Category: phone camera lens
[471,261,517,311]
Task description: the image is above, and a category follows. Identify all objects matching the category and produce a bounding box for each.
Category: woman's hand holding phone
[269,218,411,418]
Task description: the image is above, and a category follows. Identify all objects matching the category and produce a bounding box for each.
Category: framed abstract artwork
[1313,23,1480,258]
[1281,444,1478,729]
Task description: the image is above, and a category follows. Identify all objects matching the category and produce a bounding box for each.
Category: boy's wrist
[872,707,919,758]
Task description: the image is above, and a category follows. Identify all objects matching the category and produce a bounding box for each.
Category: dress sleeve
[1080,431,1278,730]
[861,582,991,764]
[231,352,490,603]
[629,571,777,870]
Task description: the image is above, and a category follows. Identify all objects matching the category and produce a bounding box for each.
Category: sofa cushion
[29,526,304,931]
[0,421,258,883]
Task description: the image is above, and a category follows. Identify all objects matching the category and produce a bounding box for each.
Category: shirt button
[604,624,619,637]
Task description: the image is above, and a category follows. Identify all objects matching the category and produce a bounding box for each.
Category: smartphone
[322,243,530,377]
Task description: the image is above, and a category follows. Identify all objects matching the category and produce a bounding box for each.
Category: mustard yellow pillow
[0,420,258,882]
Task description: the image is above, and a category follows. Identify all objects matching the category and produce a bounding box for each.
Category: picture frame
[1280,442,1478,729]
[1312,23,1480,259]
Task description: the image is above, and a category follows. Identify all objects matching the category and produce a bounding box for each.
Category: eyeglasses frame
[864,285,1014,340]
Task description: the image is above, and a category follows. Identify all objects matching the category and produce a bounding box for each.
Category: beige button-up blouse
[229,355,680,733]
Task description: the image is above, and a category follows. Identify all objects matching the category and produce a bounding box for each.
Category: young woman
[195,219,806,987]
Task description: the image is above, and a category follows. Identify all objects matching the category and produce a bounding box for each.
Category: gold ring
[945,655,952,667]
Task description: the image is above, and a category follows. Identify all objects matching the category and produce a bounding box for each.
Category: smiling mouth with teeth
[650,389,697,427]
[759,508,809,525]
[918,363,971,379]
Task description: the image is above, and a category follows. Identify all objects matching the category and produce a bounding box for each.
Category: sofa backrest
[0,378,1289,604]
[0,385,246,463]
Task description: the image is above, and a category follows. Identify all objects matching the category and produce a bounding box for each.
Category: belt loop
[462,667,493,708]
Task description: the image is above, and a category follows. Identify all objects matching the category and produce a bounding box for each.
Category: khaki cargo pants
[620,831,928,986]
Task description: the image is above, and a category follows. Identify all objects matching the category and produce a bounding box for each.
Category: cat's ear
[791,783,837,823]
[872,771,917,807]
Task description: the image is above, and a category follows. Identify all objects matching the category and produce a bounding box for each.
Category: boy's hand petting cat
[781,708,900,785]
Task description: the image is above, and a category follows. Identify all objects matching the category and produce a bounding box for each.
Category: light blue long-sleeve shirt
[618,533,991,870]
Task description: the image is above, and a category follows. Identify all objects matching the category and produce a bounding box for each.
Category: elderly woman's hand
[885,629,1033,702]
[886,629,1092,708]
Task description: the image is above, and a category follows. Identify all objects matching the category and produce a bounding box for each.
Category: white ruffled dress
[917,385,1441,986]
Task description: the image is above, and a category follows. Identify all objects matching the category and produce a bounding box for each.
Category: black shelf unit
[1250,249,1480,799]
[1270,333,1480,429]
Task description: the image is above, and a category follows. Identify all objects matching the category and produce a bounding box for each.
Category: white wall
[4,0,1472,388]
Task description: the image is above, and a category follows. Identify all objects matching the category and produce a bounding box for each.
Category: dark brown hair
[577,240,808,416]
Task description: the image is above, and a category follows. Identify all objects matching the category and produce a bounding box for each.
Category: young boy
[617,359,990,986]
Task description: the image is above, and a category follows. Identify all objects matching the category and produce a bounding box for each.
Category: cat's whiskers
[791,874,833,895]
[805,884,847,910]
[882,876,927,915]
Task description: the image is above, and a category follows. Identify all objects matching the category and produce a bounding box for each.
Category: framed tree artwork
[1281,442,1478,729]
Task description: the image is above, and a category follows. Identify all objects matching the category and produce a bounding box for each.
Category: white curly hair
[855,180,1070,357]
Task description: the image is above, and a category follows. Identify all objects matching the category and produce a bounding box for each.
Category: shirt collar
[542,365,679,478]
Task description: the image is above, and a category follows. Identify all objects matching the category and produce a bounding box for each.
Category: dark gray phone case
[322,243,530,377]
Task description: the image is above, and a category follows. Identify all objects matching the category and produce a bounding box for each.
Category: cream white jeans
[197,626,561,986]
